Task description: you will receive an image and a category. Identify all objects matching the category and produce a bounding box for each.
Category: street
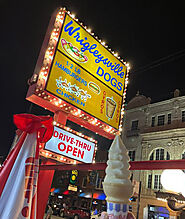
[43,215,63,219]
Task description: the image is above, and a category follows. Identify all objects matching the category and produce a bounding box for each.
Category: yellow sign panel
[58,14,127,96]
[46,51,122,129]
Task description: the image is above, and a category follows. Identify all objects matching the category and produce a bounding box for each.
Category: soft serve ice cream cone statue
[103,135,133,219]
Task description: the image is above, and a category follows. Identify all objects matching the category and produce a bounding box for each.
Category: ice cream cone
[107,202,128,219]
[103,135,133,219]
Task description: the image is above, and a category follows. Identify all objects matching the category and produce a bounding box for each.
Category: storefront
[148,205,170,219]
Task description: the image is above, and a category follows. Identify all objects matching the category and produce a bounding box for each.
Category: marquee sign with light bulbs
[26,8,129,139]
[40,122,97,164]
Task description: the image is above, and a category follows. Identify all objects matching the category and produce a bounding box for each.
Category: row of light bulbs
[36,7,129,136]
[52,120,98,144]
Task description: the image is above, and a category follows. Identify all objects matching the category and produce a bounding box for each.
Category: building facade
[122,90,185,219]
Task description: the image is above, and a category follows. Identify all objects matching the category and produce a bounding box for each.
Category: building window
[157,115,165,126]
[128,151,135,161]
[156,149,164,160]
[154,175,162,190]
[182,152,185,159]
[131,120,139,131]
[130,173,133,182]
[149,149,167,160]
[168,113,171,124]
[166,152,170,160]
[182,111,185,122]
[148,174,152,189]
[96,177,103,189]
[151,116,155,127]
[147,174,163,190]
[149,152,154,160]
[82,176,87,187]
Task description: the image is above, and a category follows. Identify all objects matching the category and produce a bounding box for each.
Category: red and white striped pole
[0,114,53,219]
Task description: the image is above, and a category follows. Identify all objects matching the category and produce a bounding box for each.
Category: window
[128,151,135,161]
[154,175,162,190]
[182,152,185,159]
[82,176,87,187]
[157,115,165,126]
[166,152,170,160]
[130,173,133,182]
[150,149,167,160]
[182,111,185,122]
[96,177,103,189]
[151,116,155,127]
[168,113,171,124]
[131,120,138,131]
[156,149,164,160]
[147,174,163,190]
[149,152,154,160]
[148,174,152,189]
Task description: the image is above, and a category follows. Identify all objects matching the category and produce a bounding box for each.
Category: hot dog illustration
[61,39,88,63]
[88,82,101,94]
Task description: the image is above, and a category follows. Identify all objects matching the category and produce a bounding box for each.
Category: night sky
[1,0,185,158]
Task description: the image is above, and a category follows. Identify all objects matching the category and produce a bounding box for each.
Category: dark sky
[1,0,185,157]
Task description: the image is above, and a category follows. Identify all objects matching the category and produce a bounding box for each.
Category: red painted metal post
[129,159,185,170]
[37,110,68,219]
[37,160,55,219]
[39,159,185,171]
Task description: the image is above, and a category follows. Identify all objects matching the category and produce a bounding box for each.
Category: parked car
[60,206,90,219]
[52,203,63,216]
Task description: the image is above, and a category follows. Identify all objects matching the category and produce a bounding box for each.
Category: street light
[161,169,185,211]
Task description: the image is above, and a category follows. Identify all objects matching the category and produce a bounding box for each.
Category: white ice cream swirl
[103,135,133,203]
[104,135,131,184]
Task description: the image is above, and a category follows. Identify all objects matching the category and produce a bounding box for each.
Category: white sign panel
[45,126,95,163]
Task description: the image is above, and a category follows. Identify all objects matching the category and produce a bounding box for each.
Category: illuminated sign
[70,170,78,185]
[68,185,77,192]
[45,126,95,163]
[68,170,78,192]
[58,14,126,96]
[46,51,122,129]
[46,13,126,129]
[26,8,130,138]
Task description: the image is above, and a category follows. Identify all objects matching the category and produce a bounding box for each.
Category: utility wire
[131,48,185,74]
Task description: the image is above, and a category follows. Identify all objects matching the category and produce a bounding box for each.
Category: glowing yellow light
[87,28,91,33]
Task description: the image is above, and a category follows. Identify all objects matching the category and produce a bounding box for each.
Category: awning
[79,192,106,200]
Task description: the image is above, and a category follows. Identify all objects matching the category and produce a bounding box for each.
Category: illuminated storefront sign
[68,170,78,191]
[45,126,95,163]
[26,8,130,137]
[58,14,126,96]
[46,13,126,129]
[46,51,122,129]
